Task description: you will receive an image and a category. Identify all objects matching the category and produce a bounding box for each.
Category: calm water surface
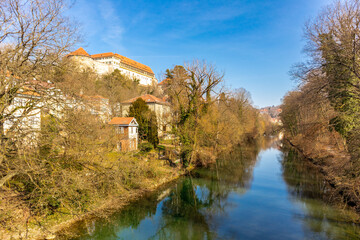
[75,140,360,239]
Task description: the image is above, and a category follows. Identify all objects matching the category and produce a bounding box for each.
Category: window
[116,127,124,134]
[130,127,133,134]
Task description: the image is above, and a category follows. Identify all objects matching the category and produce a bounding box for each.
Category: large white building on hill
[68,47,157,86]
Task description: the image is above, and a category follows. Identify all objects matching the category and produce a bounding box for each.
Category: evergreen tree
[148,112,159,148]
[127,98,159,147]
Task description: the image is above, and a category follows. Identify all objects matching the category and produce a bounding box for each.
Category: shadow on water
[151,139,269,239]
[280,143,360,240]
[74,139,265,240]
[73,137,360,240]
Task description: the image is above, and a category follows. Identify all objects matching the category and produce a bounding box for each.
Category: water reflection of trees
[281,145,330,200]
[77,138,269,239]
[148,140,268,239]
[147,178,215,239]
[215,139,266,188]
[76,193,159,239]
[281,143,360,240]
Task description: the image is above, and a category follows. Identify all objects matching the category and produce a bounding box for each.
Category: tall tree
[0,0,78,185]
[167,61,223,166]
[303,0,360,159]
[127,98,159,147]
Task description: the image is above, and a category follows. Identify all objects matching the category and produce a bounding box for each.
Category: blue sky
[69,0,330,108]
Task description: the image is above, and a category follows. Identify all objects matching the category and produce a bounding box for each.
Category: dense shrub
[139,142,154,152]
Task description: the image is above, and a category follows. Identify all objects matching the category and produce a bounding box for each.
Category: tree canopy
[127,98,159,148]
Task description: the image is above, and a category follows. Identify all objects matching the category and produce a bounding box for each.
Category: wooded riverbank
[70,138,360,240]
[280,0,360,219]
[51,167,185,240]
[0,151,186,240]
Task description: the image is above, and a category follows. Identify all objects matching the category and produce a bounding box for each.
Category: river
[74,138,360,239]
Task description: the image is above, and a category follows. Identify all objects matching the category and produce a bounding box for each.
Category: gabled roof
[121,94,167,104]
[158,78,171,85]
[68,47,90,57]
[108,117,138,126]
[91,52,154,75]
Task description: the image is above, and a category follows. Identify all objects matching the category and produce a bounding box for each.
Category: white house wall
[3,95,42,141]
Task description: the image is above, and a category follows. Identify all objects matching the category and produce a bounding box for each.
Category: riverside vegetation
[281,0,360,213]
[0,0,270,239]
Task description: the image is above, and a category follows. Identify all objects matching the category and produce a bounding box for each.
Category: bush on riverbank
[0,109,180,239]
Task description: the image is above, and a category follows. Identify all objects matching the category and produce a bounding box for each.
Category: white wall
[71,55,156,86]
[3,95,42,142]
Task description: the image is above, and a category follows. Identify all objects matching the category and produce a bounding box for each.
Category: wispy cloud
[67,0,125,52]
[147,1,248,41]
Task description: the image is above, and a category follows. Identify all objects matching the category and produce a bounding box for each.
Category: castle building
[68,47,157,86]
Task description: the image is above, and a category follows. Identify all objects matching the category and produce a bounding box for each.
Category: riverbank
[71,140,360,239]
[53,169,185,240]
[0,150,190,240]
[285,138,360,215]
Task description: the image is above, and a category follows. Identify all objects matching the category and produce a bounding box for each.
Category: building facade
[68,47,157,86]
[108,117,139,152]
[3,91,42,145]
[120,94,171,137]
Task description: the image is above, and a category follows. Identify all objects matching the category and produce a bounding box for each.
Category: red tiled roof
[158,78,171,85]
[108,117,135,125]
[90,52,114,59]
[68,47,90,57]
[91,52,154,75]
[121,94,167,104]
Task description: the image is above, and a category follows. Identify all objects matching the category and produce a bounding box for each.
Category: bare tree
[167,61,224,166]
[301,0,360,160]
[0,0,78,185]
[0,0,78,133]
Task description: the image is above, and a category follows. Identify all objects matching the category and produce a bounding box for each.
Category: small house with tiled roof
[108,117,138,151]
[120,94,171,138]
[67,47,157,86]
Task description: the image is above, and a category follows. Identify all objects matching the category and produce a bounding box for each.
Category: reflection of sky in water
[77,142,360,240]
